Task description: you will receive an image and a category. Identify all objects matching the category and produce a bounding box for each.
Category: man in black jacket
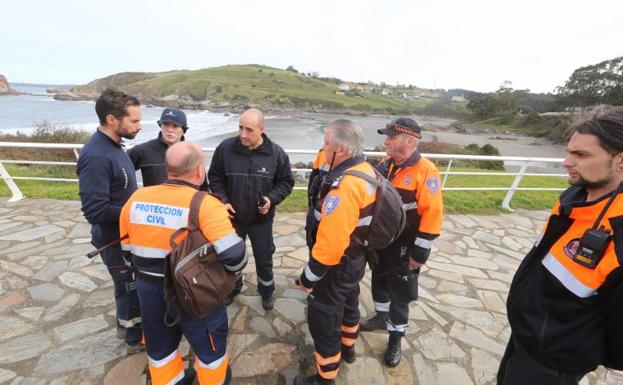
[128,108,188,186]
[208,108,294,310]
[499,110,623,384]
[76,88,143,352]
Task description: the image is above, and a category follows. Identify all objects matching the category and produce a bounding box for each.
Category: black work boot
[341,344,356,364]
[360,311,388,331]
[261,294,275,310]
[384,332,402,367]
[293,374,334,385]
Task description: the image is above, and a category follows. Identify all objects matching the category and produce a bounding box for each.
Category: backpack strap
[342,169,385,250]
[188,190,208,231]
[343,169,381,187]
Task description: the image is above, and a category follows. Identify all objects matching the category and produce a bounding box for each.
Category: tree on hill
[467,82,518,118]
[556,56,623,107]
[286,65,299,73]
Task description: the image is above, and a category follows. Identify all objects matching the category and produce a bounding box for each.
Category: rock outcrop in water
[0,74,17,95]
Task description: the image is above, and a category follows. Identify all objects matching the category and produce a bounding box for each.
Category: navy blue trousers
[101,246,142,344]
[232,220,276,298]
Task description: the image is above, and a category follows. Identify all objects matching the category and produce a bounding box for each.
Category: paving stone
[237,295,266,317]
[0,292,25,311]
[58,271,97,292]
[0,224,64,241]
[32,261,69,282]
[67,223,91,238]
[250,316,276,338]
[447,255,499,271]
[6,276,27,290]
[452,215,478,228]
[273,317,293,337]
[103,352,147,385]
[430,304,506,337]
[0,334,52,364]
[34,329,125,374]
[227,334,259,360]
[273,298,306,323]
[427,268,465,284]
[230,305,248,333]
[436,280,469,293]
[471,348,499,385]
[426,261,488,279]
[282,288,309,301]
[232,343,296,377]
[28,283,66,302]
[436,294,483,308]
[80,264,110,281]
[412,352,436,385]
[82,290,115,308]
[449,322,505,356]
[52,315,109,342]
[8,377,45,385]
[43,293,80,322]
[13,307,45,322]
[412,327,465,360]
[476,290,507,314]
[468,278,509,292]
[436,362,475,385]
[0,316,34,341]
[20,256,48,270]
[0,261,33,278]
[0,368,17,384]
[418,302,448,326]
[288,247,309,262]
[340,356,385,385]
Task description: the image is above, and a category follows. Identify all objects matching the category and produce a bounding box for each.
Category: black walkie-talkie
[573,182,623,269]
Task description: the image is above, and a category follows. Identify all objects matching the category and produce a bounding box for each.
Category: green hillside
[59,64,465,115]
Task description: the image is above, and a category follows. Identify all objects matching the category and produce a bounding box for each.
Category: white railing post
[501,163,528,211]
[442,159,453,189]
[73,149,80,159]
[0,161,25,202]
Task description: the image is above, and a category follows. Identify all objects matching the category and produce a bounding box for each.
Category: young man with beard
[499,111,623,384]
[77,88,143,352]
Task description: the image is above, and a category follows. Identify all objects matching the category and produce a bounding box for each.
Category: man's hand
[408,257,424,271]
[258,196,271,215]
[295,278,313,294]
[224,203,236,219]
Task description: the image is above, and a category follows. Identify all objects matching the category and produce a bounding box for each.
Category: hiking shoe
[360,311,388,331]
[126,340,145,355]
[384,332,402,367]
[293,374,334,385]
[341,344,356,364]
[261,294,274,311]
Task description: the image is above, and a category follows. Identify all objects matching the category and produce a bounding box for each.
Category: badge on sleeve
[426,176,440,193]
[324,195,340,216]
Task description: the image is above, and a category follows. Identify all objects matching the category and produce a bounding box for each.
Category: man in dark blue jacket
[76,88,143,351]
[208,108,294,310]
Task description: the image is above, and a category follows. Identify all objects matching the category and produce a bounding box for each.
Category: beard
[569,176,612,190]
[116,124,139,140]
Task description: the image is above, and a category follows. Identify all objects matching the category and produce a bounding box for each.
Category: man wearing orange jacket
[296,119,377,385]
[305,148,330,249]
[120,142,247,385]
[361,118,443,367]
[499,111,623,384]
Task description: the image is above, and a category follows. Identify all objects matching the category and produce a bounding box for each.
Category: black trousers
[233,220,276,298]
[370,247,419,335]
[497,339,585,385]
[101,245,142,344]
[307,256,365,380]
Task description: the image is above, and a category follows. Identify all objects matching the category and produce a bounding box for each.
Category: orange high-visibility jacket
[119,182,246,283]
[507,186,623,374]
[376,152,443,263]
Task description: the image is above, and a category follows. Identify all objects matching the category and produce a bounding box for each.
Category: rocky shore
[0,75,18,95]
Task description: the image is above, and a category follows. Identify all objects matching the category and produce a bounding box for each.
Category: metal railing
[0,141,566,210]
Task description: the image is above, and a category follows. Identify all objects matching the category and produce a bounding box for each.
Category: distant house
[381,88,391,96]
[338,83,351,92]
[451,95,466,102]
[335,91,346,96]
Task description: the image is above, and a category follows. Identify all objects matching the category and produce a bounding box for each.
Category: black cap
[158,108,188,132]
[377,117,422,139]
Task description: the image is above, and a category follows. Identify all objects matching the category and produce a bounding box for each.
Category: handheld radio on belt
[573,182,623,269]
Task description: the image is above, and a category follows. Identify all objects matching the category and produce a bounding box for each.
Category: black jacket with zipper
[207,134,294,225]
[506,186,623,374]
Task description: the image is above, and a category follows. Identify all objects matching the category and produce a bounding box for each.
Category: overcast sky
[2,0,621,93]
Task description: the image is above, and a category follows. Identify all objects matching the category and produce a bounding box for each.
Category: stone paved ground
[1,198,623,385]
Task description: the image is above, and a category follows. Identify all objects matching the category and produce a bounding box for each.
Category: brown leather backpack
[164,191,237,325]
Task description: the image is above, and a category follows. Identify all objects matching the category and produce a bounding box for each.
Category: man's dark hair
[571,109,623,155]
[95,88,140,125]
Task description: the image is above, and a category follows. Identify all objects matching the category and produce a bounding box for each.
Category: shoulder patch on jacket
[426,176,440,193]
[324,195,340,216]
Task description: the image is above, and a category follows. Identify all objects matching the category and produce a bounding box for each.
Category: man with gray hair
[295,119,377,385]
